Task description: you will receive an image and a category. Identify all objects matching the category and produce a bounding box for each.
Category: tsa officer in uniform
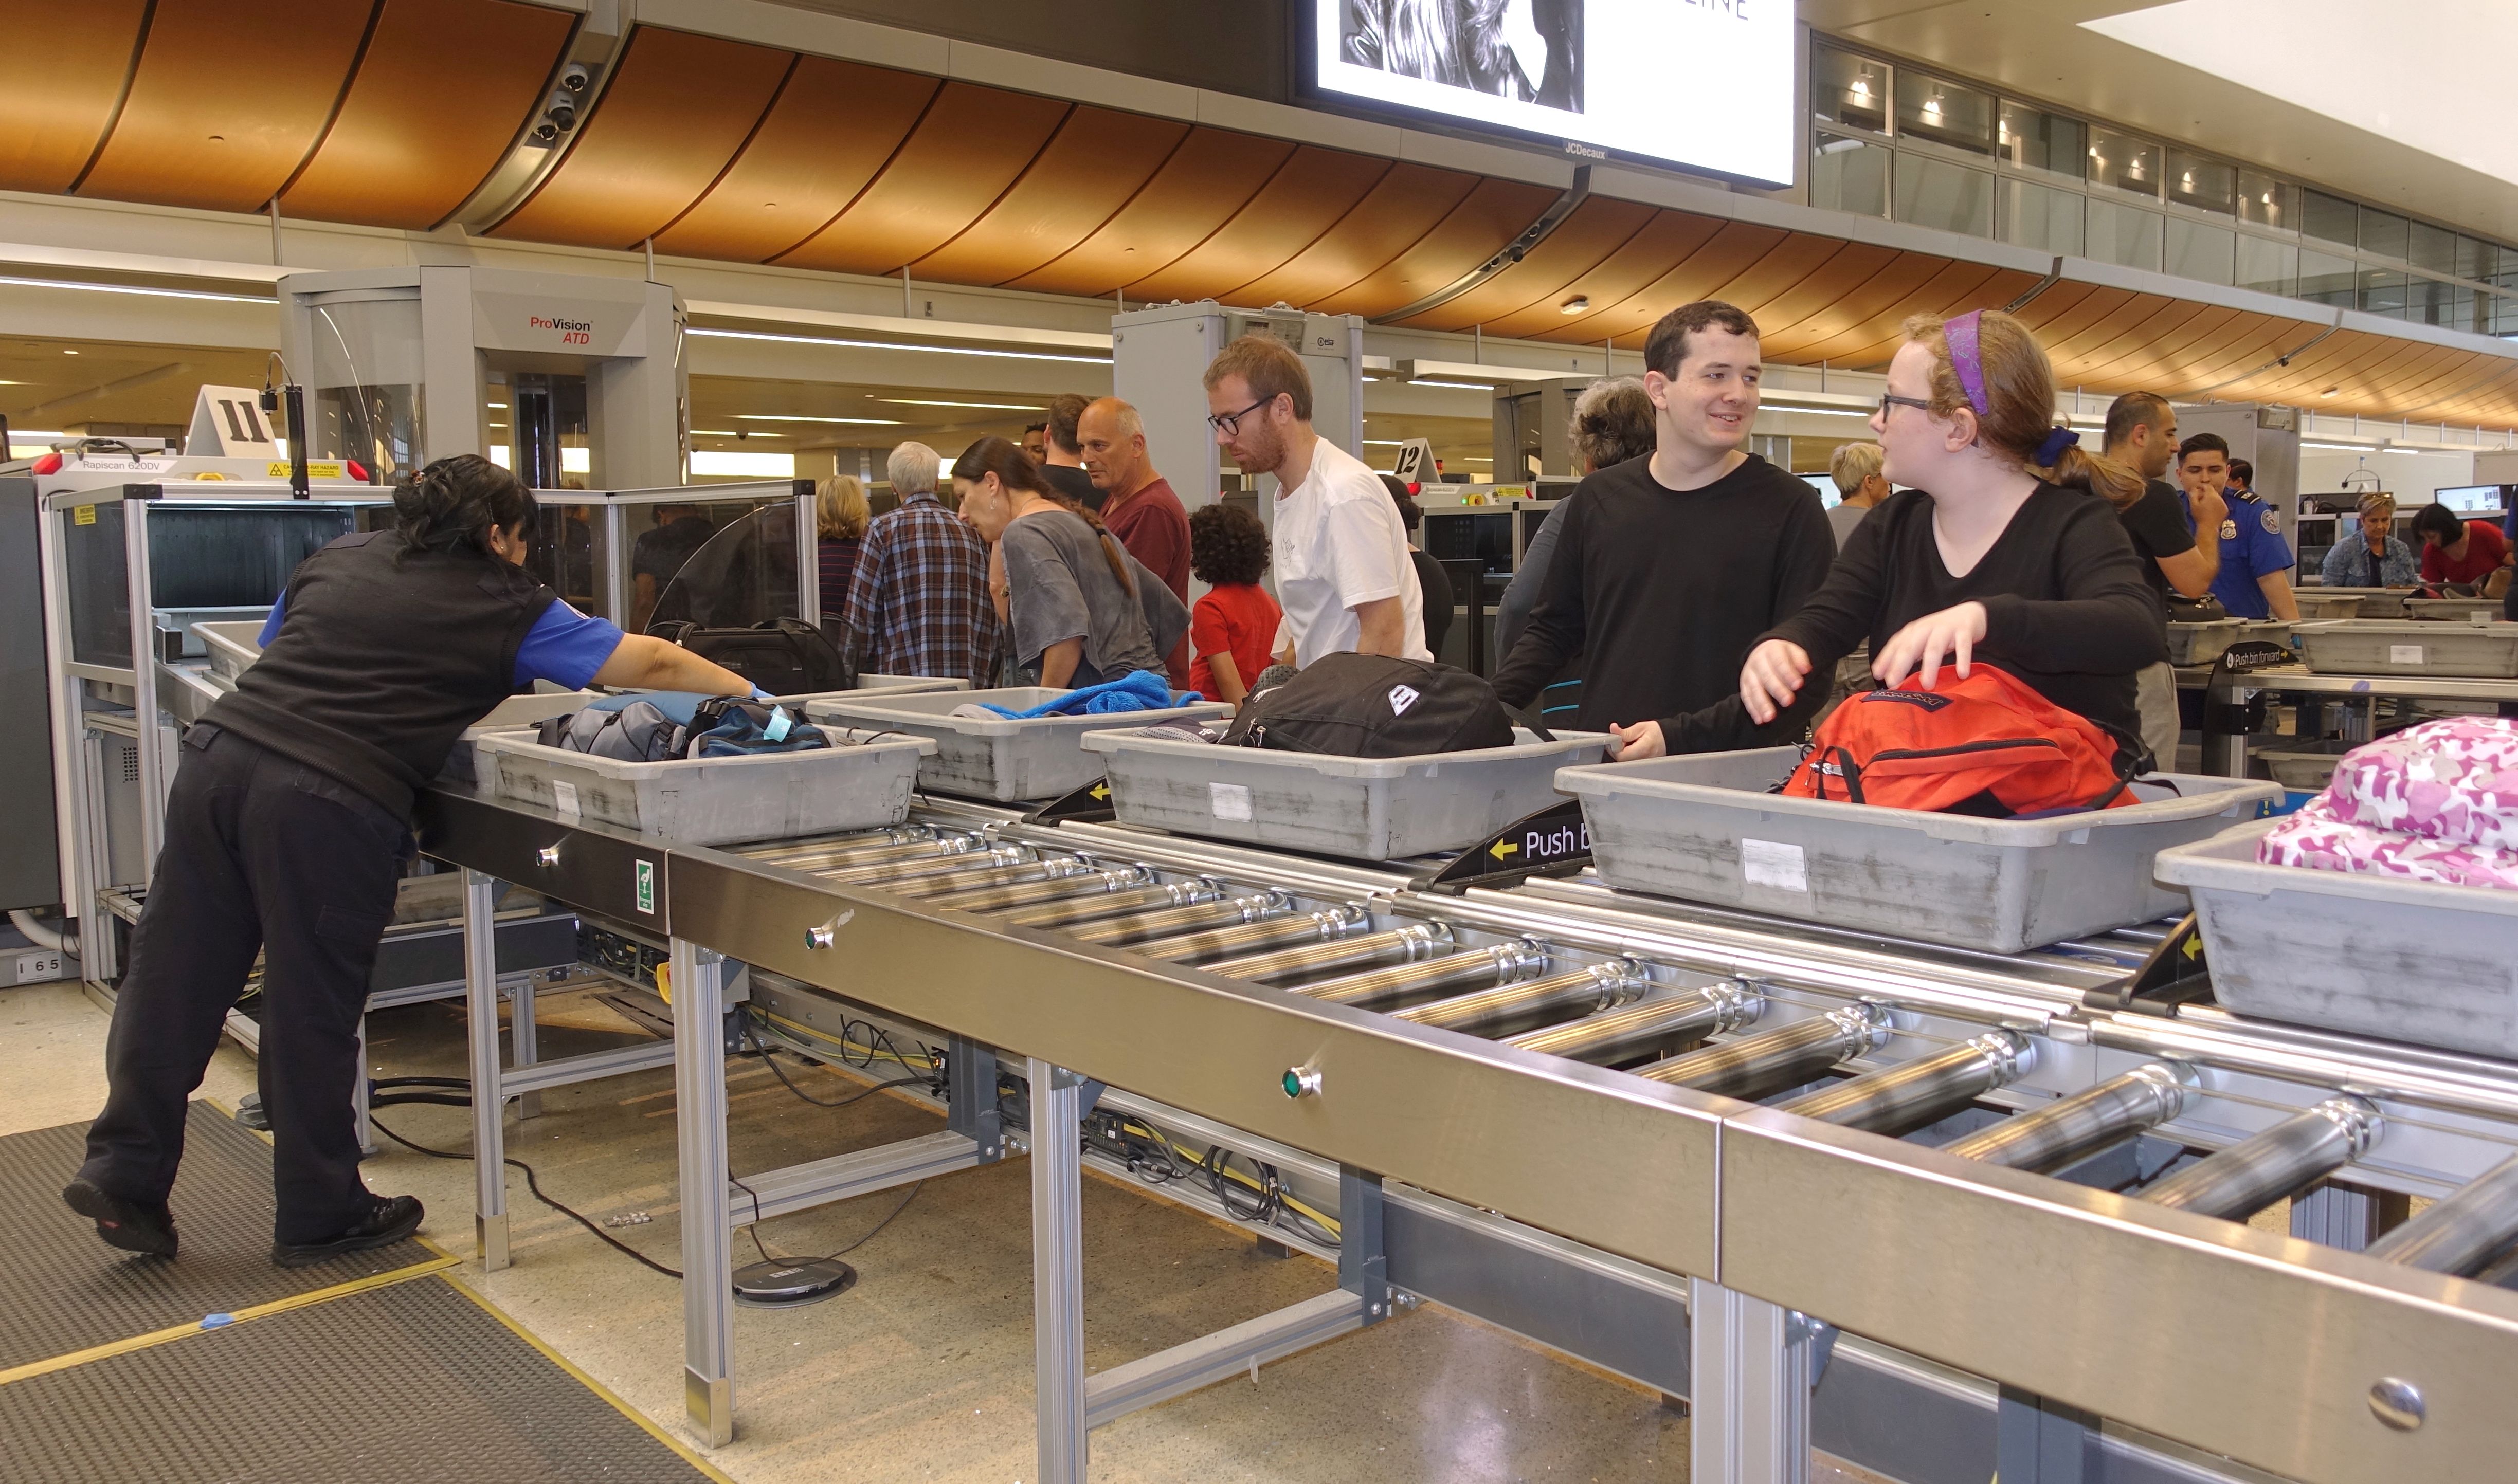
[66,455,753,1267]
[2178,432,2300,621]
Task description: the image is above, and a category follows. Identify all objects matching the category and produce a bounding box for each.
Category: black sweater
[1492,453,1835,749]
[1760,484,2166,744]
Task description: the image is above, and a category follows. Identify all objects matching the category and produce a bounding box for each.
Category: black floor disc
[731,1257,858,1308]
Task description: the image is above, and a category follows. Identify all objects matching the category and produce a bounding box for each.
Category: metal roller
[1635,1002,1892,1100]
[747,826,946,869]
[1299,940,1548,1011]
[2368,1151,2518,1275]
[1503,980,1763,1065]
[1398,959,1650,1039]
[1063,890,1289,947]
[1136,904,1370,965]
[922,864,1152,915]
[1942,1063,2196,1173]
[2139,1096,2383,1221]
[812,844,1030,888]
[997,879,1226,932]
[1777,1029,2037,1139]
[890,855,1094,902]
[1205,923,1452,985]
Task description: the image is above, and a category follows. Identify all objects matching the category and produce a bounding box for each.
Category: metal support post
[511,970,542,1120]
[946,1036,1004,1162]
[1030,1056,1088,1484]
[673,939,735,1448]
[463,870,508,1270]
[1339,1165,1389,1321]
[2291,1179,2410,1252]
[1996,1385,2102,1483]
[1688,1278,1824,1484]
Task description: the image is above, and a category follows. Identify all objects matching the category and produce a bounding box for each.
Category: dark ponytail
[394,453,534,556]
[954,435,1135,597]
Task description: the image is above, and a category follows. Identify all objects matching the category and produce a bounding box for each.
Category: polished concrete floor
[1,977,1920,1483]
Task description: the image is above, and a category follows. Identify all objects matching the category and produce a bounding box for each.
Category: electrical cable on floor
[741,1023,936,1108]
[368,1115,684,1280]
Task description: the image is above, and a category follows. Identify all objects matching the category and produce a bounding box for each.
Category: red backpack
[1781,664,2138,817]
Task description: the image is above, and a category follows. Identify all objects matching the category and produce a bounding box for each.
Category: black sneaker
[63,1177,178,1257]
[271,1195,424,1268]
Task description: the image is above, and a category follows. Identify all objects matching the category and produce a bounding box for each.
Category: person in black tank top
[65,456,751,1267]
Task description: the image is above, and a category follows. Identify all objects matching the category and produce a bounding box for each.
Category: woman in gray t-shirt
[954,436,1186,688]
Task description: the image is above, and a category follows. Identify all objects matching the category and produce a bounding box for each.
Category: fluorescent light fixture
[687,429,744,437]
[486,401,508,409]
[735,414,901,425]
[692,450,796,478]
[1362,439,1407,446]
[688,326,1110,365]
[0,274,271,304]
[562,447,589,473]
[875,398,1045,411]
[1407,378,1502,389]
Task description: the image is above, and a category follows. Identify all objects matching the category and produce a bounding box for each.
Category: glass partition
[645,500,801,632]
[1895,71,1995,155]
[304,292,427,480]
[1810,47,1889,134]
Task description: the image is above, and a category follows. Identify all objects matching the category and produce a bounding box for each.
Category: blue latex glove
[977,670,1180,719]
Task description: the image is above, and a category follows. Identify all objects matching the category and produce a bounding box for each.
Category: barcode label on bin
[2389,644,2425,665]
[1741,838,1808,892]
[551,779,581,823]
[1208,782,1254,822]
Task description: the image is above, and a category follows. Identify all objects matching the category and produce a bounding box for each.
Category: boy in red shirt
[2413,503,2514,597]
[1185,503,1281,706]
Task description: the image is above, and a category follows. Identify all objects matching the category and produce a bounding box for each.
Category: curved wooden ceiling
[16,13,2518,426]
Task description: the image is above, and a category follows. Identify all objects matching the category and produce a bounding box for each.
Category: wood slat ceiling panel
[0,0,149,194]
[1123,148,1392,305]
[2141,313,2299,390]
[2062,301,2213,382]
[2044,292,2186,370]
[1753,249,1941,359]
[1315,177,1563,317]
[1743,242,1901,353]
[1006,129,1295,298]
[651,57,938,263]
[2431,368,2518,422]
[1229,163,1481,307]
[2388,346,2502,408]
[1544,219,1787,342]
[1778,260,2021,368]
[2010,284,2139,353]
[1389,196,1659,332]
[281,0,574,229]
[77,0,375,213]
[914,108,1190,286]
[2222,331,2385,405]
[1478,211,1725,339]
[774,83,1071,276]
[491,27,791,250]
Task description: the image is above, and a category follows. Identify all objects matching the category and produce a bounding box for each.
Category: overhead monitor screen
[1306,1,1795,186]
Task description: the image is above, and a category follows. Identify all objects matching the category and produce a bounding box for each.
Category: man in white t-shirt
[1202,334,1428,668]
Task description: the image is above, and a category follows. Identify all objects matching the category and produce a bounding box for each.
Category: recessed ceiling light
[63,349,78,355]
[875,398,1046,411]
[2321,387,2342,398]
[734,414,902,425]
[486,401,508,409]
[1559,296,1591,315]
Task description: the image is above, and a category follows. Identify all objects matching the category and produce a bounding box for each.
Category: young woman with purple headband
[1738,309,2169,762]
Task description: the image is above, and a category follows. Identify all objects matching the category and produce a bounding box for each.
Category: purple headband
[1943,310,1991,418]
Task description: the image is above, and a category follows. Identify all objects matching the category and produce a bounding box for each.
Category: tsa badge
[2220,519,2238,540]
[2260,508,2281,535]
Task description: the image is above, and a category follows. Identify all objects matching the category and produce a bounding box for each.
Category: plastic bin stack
[804,687,1230,803]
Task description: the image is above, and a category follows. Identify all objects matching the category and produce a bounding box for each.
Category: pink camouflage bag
[2257,718,2518,890]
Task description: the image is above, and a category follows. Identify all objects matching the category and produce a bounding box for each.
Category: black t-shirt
[1041,462,1104,512]
[1761,483,2166,745]
[2115,479,2196,609]
[1492,452,1836,748]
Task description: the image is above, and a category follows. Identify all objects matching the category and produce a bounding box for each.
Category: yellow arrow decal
[1489,839,1519,862]
[1090,782,1110,801]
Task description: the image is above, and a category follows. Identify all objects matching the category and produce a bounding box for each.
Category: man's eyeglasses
[1877,393,1934,418]
[1206,397,1271,437]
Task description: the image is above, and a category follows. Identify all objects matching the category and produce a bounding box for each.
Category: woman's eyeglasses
[1877,393,1935,418]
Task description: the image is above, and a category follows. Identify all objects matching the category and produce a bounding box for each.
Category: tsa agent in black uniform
[67,456,754,1267]
[1741,310,2164,750]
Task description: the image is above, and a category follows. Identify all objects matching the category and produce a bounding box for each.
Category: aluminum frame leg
[463,870,509,1271]
[2291,1178,2409,1252]
[1030,1056,1089,1484]
[673,940,735,1448]
[1688,1278,1823,1484]
[511,969,542,1121]
[1997,1385,2101,1484]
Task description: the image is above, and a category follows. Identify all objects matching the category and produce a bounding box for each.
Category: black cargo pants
[78,724,408,1244]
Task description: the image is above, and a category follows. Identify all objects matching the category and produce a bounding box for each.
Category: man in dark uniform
[2179,434,2300,621]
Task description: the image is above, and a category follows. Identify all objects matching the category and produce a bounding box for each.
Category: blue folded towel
[582,690,709,723]
[977,670,1181,719]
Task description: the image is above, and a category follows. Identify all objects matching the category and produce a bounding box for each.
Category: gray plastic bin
[2292,593,2365,621]
[2166,618,2245,666]
[802,687,1229,802]
[1079,726,1610,860]
[469,726,933,844]
[195,620,264,682]
[2404,598,2505,623]
[2155,819,2518,1058]
[2299,620,2518,677]
[2310,587,2410,618]
[1560,748,2280,952]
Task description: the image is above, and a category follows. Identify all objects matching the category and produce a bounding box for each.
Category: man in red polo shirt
[1078,396,1192,687]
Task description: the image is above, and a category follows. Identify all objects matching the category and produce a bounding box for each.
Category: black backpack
[1219,653,1531,757]
[646,617,850,696]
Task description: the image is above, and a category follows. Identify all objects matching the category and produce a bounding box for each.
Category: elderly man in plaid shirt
[838,442,1002,684]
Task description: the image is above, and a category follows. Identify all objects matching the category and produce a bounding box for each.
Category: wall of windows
[1810,38,2518,338]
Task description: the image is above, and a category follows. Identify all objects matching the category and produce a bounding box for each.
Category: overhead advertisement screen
[1308,1,1796,187]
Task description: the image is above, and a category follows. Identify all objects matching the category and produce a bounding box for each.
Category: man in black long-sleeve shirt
[1491,301,1836,757]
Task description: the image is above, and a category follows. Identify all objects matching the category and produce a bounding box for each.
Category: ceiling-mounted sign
[471,291,644,358]
[1303,0,1794,187]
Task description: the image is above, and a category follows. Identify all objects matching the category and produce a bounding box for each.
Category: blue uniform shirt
[259,590,625,690]
[2180,487,2293,619]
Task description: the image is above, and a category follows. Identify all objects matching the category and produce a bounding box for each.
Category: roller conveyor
[1296,940,1545,1010]
[1501,981,1761,1064]
[1394,960,1650,1038]
[995,878,1223,930]
[920,863,1152,913]
[1941,1063,2196,1172]
[1061,890,1287,946]
[1636,1003,1891,1099]
[1204,922,1451,984]
[2140,1096,2384,1220]
[1775,1028,2037,1138]
[1134,903,1369,964]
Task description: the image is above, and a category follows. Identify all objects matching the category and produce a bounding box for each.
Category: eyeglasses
[1206,396,1271,437]
[1877,393,1935,418]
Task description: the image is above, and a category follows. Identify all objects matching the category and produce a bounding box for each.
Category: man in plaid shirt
[839,442,1002,684]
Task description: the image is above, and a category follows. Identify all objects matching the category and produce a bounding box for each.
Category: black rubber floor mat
[0,1103,429,1370]
[0,1274,718,1484]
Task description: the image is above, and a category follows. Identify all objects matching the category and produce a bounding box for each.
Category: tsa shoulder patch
[1862,689,1954,711]
[2260,508,2281,535]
